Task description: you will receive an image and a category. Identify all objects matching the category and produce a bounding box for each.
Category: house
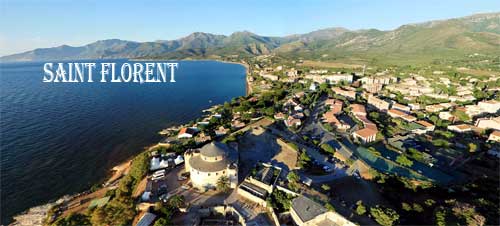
[475,116,500,130]
[350,104,366,116]
[478,100,500,114]
[464,104,483,117]
[488,131,500,142]
[231,120,246,129]
[292,112,305,119]
[408,103,421,111]
[260,73,278,81]
[285,116,302,127]
[290,195,356,226]
[367,95,390,111]
[439,111,454,121]
[401,114,417,122]
[215,126,229,136]
[294,104,305,112]
[391,102,411,113]
[425,104,445,113]
[274,112,286,120]
[309,83,317,91]
[353,128,377,143]
[294,91,306,99]
[447,124,473,133]
[325,74,353,84]
[325,99,343,115]
[416,120,435,132]
[195,132,211,144]
[323,111,350,130]
[177,127,197,139]
[386,109,404,118]
[332,87,356,100]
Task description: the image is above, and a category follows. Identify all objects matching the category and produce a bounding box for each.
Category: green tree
[320,143,336,154]
[396,155,414,167]
[168,195,185,208]
[52,213,91,226]
[325,203,336,211]
[355,200,367,215]
[216,176,230,192]
[468,143,478,153]
[370,206,400,226]
[153,218,171,226]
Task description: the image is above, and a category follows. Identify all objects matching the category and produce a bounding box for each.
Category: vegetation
[370,206,400,226]
[355,200,367,215]
[266,189,295,212]
[216,176,230,192]
[320,143,336,155]
[396,155,414,167]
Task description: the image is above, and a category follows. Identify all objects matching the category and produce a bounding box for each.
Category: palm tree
[217,176,230,193]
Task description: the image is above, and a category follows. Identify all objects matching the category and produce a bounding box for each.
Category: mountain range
[1,12,499,64]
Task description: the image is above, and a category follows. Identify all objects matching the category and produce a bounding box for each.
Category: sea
[0,59,246,224]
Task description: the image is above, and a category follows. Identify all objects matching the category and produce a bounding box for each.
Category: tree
[402,202,412,211]
[320,143,336,154]
[168,195,185,209]
[370,206,400,226]
[216,176,230,192]
[355,200,366,215]
[153,218,171,226]
[287,171,299,183]
[53,213,91,226]
[396,155,413,167]
[325,203,336,211]
[468,143,478,153]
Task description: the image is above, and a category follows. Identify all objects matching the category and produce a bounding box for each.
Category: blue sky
[0,0,499,56]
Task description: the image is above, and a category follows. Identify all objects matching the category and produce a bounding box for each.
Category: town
[17,53,499,226]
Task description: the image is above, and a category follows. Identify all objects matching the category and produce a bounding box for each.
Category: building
[136,212,156,226]
[387,109,416,122]
[425,104,445,113]
[447,124,473,133]
[416,120,435,132]
[325,99,343,115]
[290,195,356,226]
[367,95,390,111]
[215,126,229,136]
[353,128,377,143]
[391,103,411,113]
[323,111,350,130]
[274,112,286,120]
[488,131,500,142]
[350,104,366,116]
[439,111,454,121]
[478,100,500,114]
[184,142,238,191]
[475,116,500,130]
[325,74,353,84]
[260,73,278,81]
[177,127,198,139]
[285,116,302,127]
[332,87,356,100]
[237,163,282,207]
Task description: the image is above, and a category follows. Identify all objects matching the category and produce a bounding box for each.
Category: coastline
[9,58,250,225]
[131,58,252,96]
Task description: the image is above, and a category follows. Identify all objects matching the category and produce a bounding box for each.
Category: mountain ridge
[1,12,499,63]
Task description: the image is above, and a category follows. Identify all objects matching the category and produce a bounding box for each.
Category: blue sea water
[0,59,246,223]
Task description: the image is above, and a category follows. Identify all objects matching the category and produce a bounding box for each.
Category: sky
[0,0,499,56]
